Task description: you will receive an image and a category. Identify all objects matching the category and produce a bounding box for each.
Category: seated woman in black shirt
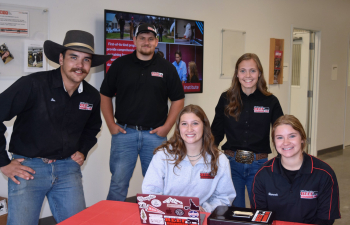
[251,115,341,225]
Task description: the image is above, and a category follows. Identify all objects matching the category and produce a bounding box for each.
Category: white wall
[1,0,350,219]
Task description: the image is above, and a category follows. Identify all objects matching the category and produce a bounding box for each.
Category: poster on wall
[273,50,283,84]
[23,40,46,73]
[104,9,204,93]
[0,9,29,37]
[0,43,14,64]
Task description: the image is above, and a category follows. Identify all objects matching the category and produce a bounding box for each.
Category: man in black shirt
[0,30,111,225]
[100,23,184,201]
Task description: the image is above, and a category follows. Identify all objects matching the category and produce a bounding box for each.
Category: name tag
[151,72,163,78]
[254,106,269,113]
[200,172,215,179]
[79,102,93,110]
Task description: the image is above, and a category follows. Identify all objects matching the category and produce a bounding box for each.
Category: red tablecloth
[58,200,310,225]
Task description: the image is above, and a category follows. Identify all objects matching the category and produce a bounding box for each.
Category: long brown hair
[155,104,221,176]
[188,61,199,81]
[225,53,271,120]
[271,115,307,152]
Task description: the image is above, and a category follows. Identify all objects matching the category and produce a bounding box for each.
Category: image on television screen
[104,9,204,93]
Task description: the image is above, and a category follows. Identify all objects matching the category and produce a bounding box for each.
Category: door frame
[342,37,350,148]
[288,26,321,156]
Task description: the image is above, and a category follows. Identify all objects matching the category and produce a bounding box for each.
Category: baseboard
[317,145,343,156]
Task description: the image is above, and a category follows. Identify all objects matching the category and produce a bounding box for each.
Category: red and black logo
[200,172,215,179]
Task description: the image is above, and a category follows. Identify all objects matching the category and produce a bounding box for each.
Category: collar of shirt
[272,153,313,176]
[240,88,264,100]
[63,81,83,93]
[50,68,83,94]
[131,50,157,67]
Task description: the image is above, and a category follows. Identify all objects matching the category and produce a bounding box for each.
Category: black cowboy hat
[44,30,112,67]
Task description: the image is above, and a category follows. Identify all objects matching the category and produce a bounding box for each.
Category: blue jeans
[107,124,166,201]
[226,152,268,208]
[7,154,86,225]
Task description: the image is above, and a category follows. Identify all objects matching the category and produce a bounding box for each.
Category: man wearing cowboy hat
[100,23,185,201]
[0,30,111,225]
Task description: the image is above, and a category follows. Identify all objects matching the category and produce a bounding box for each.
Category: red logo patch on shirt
[254,106,269,113]
[151,72,163,78]
[200,172,215,179]
[300,190,318,199]
[79,102,93,110]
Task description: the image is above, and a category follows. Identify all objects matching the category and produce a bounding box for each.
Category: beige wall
[0,0,350,218]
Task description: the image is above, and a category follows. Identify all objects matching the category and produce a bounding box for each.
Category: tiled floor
[318,148,350,225]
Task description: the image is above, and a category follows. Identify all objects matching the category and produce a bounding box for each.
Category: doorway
[289,28,320,156]
[343,39,350,147]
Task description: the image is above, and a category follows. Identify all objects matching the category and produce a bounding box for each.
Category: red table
[58,200,310,225]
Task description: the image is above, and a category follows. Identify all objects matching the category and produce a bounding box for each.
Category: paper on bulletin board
[0,9,29,37]
[24,40,46,72]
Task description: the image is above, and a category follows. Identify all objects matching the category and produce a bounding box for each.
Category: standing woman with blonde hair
[211,53,283,207]
[251,115,340,225]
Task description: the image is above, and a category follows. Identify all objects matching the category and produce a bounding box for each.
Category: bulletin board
[220,29,245,79]
[0,3,49,79]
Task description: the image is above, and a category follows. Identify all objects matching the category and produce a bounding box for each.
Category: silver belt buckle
[235,150,254,164]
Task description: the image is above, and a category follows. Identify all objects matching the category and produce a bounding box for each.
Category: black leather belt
[118,122,152,131]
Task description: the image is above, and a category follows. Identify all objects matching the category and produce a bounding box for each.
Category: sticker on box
[184,199,200,210]
[151,199,162,207]
[140,209,147,223]
[138,202,148,209]
[163,197,183,204]
[175,209,184,216]
[146,205,165,214]
[252,210,272,223]
[188,210,199,218]
[164,215,199,224]
[149,214,164,224]
[137,194,156,202]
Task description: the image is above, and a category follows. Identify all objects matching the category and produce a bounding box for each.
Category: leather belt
[36,157,56,164]
[118,122,152,131]
[224,150,268,164]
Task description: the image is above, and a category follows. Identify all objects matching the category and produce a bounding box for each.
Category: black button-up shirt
[100,51,184,128]
[251,153,341,223]
[211,89,283,154]
[0,68,102,167]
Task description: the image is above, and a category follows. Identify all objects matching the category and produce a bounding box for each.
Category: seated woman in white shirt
[142,104,236,212]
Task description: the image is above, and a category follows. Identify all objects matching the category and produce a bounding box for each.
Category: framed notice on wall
[0,3,48,79]
[0,9,29,37]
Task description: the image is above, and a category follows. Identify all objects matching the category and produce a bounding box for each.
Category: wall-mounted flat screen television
[104,9,204,93]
